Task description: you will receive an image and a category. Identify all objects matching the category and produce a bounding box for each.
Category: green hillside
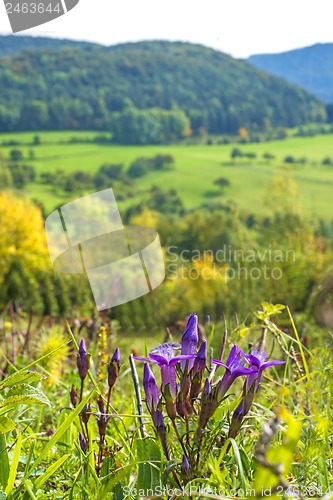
[248,43,333,103]
[0,38,326,139]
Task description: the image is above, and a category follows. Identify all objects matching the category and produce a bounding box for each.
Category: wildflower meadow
[0,302,332,499]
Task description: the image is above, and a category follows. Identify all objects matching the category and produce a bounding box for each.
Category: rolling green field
[1,130,333,218]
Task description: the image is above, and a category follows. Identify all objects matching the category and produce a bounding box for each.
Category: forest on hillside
[248,43,333,103]
[0,40,327,142]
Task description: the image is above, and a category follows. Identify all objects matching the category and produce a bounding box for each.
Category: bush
[151,154,175,170]
[98,164,124,179]
[322,157,333,166]
[245,152,257,159]
[9,163,36,188]
[263,152,275,160]
[284,155,295,163]
[128,158,151,178]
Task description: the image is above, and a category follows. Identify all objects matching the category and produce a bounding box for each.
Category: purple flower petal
[181,314,198,370]
[170,354,196,366]
[143,363,160,412]
[149,353,170,365]
[261,360,285,370]
[133,356,155,363]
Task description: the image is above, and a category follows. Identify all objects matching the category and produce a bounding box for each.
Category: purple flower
[203,314,210,324]
[77,339,90,380]
[154,408,166,432]
[180,314,198,371]
[181,454,191,478]
[193,340,207,374]
[108,347,120,389]
[227,350,285,440]
[143,363,160,413]
[245,349,285,393]
[212,345,254,402]
[135,343,194,401]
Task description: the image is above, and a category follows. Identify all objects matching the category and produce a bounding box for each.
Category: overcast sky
[0,0,332,58]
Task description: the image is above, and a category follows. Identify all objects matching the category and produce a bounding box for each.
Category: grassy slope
[1,131,333,218]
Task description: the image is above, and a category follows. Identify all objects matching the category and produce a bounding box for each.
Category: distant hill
[0,37,327,141]
[248,43,333,103]
[0,34,100,55]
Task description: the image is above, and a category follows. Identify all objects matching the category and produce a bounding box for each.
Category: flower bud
[107,347,120,389]
[181,454,192,479]
[154,409,166,432]
[70,385,77,408]
[228,401,245,440]
[77,339,90,380]
[181,314,198,371]
[163,383,176,420]
[79,432,88,453]
[81,403,91,425]
[97,396,107,439]
[143,363,159,413]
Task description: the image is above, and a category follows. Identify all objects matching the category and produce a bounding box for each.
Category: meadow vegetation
[0,128,333,498]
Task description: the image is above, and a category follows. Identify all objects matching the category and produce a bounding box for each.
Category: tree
[21,100,49,129]
[231,148,242,160]
[0,193,49,291]
[326,104,333,123]
[9,149,23,161]
[214,177,230,191]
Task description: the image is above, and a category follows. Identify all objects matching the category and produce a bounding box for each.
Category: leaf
[163,461,181,485]
[229,438,247,492]
[0,371,44,391]
[0,435,9,490]
[136,438,161,492]
[0,418,15,436]
[1,384,50,408]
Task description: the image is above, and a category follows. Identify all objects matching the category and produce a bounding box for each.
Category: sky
[0,0,333,58]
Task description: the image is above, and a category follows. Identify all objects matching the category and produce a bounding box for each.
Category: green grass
[1,131,333,218]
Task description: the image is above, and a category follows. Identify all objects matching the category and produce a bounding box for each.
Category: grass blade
[34,454,69,489]
[5,432,22,495]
